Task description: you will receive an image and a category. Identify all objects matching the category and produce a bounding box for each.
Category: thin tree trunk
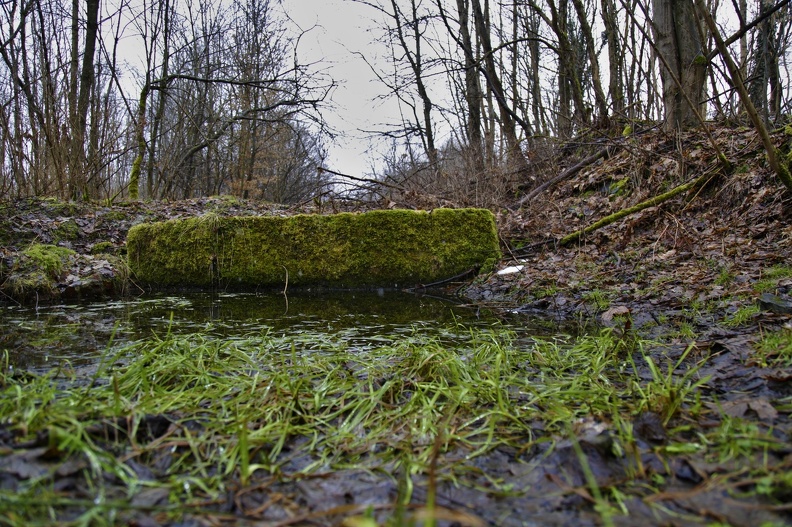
[471,0,528,169]
[389,0,438,169]
[129,83,149,201]
[71,0,100,200]
[695,0,792,193]
[571,0,609,127]
[601,0,624,117]
[454,0,485,172]
[148,0,172,198]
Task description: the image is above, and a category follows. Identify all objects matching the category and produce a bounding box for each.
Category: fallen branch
[514,147,609,209]
[559,170,715,247]
[318,166,405,192]
[404,267,479,292]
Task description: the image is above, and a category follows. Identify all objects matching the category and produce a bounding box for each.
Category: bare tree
[569,0,609,127]
[601,0,625,118]
[438,0,484,171]
[652,0,708,130]
[126,0,332,201]
[3,0,792,204]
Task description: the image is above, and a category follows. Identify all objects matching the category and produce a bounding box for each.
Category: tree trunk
[70,0,100,200]
[601,0,624,117]
[652,0,707,131]
[390,0,438,170]
[129,84,149,201]
[530,0,588,136]
[148,0,172,199]
[471,0,528,169]
[454,0,485,172]
[571,0,609,127]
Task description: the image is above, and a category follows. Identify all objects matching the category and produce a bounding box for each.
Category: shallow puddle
[1,290,564,372]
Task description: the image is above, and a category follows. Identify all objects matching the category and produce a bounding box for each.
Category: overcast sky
[284,1,397,177]
[113,1,397,177]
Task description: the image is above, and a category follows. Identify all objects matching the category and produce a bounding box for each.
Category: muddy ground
[1,125,792,526]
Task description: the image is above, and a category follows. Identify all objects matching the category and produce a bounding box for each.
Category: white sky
[111,0,397,178]
[284,1,398,177]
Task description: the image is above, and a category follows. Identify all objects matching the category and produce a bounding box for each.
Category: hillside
[467,124,792,340]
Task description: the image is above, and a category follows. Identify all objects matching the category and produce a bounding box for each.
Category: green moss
[212,194,242,208]
[480,257,497,275]
[40,197,79,216]
[693,54,708,66]
[23,244,75,277]
[53,219,80,241]
[0,244,77,298]
[127,209,501,289]
[91,241,116,255]
[101,210,130,222]
[608,177,629,197]
[0,220,11,246]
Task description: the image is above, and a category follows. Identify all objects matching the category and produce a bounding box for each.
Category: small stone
[757,293,792,315]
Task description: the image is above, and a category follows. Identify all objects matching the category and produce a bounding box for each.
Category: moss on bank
[127,208,500,289]
[22,244,75,276]
[0,244,76,298]
[0,242,130,302]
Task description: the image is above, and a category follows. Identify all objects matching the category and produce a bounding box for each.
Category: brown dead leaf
[601,305,631,322]
[712,397,778,420]
[720,400,749,418]
[656,249,677,261]
[764,370,792,382]
[748,399,778,420]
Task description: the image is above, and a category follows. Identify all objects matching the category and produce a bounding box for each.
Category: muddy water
[1,291,553,372]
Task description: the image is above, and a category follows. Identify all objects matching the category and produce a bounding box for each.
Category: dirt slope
[465,124,792,340]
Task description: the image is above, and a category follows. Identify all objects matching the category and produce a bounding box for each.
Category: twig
[514,147,610,209]
[281,265,289,314]
[318,166,406,192]
[404,268,479,292]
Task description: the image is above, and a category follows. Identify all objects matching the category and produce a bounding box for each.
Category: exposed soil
[1,124,792,526]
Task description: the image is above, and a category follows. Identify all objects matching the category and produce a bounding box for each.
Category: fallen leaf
[712,397,777,420]
[748,398,778,420]
[601,305,630,322]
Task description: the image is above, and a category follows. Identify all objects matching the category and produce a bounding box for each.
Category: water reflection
[1,291,506,371]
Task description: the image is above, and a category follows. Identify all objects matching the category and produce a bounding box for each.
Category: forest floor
[1,124,792,526]
[466,125,792,340]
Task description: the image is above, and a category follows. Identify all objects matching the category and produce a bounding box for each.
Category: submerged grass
[0,324,789,525]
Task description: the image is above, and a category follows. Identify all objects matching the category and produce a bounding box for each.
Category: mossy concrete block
[127,208,500,289]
